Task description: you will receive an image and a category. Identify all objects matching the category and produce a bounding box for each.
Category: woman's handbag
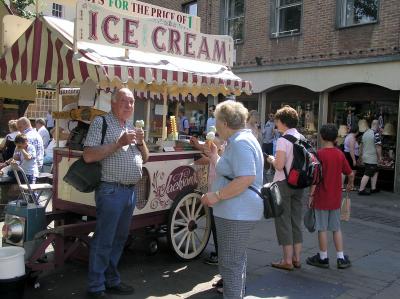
[63,116,107,193]
[303,207,316,232]
[224,176,283,219]
[341,193,351,221]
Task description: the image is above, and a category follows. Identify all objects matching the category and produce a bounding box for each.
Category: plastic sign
[76,1,234,66]
[86,0,201,32]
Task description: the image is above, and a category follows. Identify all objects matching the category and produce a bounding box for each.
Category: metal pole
[145,97,151,142]
[394,92,400,194]
[55,83,60,147]
[162,88,168,141]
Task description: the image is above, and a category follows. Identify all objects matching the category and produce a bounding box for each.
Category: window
[183,1,197,16]
[223,0,245,43]
[337,0,379,27]
[271,0,302,37]
[52,3,63,18]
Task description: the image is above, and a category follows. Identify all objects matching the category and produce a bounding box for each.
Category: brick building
[149,0,400,192]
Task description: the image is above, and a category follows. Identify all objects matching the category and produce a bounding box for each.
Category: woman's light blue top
[212,129,264,221]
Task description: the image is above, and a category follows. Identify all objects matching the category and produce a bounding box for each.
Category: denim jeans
[88,182,136,293]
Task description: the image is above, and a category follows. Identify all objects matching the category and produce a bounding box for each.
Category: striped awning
[0,16,252,98]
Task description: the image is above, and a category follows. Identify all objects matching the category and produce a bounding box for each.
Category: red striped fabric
[44,28,53,83]
[0,17,252,97]
[31,19,42,82]
[20,25,33,82]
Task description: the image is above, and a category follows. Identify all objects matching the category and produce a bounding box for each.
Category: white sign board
[86,0,201,32]
[76,1,234,66]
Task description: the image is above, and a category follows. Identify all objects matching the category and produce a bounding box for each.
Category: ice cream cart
[0,1,252,273]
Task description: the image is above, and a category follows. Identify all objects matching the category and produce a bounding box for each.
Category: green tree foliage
[5,0,37,19]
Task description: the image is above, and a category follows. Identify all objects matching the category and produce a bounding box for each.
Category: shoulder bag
[224,176,283,219]
[63,116,107,193]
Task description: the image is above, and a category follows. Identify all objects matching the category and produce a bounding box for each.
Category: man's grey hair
[111,88,134,103]
[35,118,46,126]
[17,117,32,129]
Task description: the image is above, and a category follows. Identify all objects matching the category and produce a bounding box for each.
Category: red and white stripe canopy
[0,16,252,99]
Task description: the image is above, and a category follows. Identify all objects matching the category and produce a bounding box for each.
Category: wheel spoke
[194,203,203,219]
[174,227,188,238]
[185,232,191,255]
[178,231,190,250]
[178,209,189,223]
[185,200,191,220]
[174,220,187,227]
[196,213,206,222]
[191,232,197,252]
[193,231,202,243]
[190,197,197,219]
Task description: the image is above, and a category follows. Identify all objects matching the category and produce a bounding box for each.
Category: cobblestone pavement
[2,191,399,299]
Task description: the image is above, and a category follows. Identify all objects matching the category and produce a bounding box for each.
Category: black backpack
[282,135,322,189]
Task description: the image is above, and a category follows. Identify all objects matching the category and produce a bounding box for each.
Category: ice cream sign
[86,0,201,32]
[76,0,234,66]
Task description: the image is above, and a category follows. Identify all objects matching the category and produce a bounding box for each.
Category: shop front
[329,84,398,190]
[237,61,400,194]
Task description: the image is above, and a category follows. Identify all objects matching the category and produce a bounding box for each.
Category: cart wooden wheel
[167,192,211,260]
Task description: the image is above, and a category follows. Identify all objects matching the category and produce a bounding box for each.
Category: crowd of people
[190,102,383,299]
[0,116,55,182]
[0,91,384,299]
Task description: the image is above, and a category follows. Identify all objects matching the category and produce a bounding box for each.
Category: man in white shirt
[35,118,51,149]
[205,105,216,133]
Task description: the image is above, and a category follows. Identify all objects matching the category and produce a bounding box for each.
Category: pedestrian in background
[201,100,263,298]
[46,109,55,133]
[206,105,216,133]
[358,119,382,195]
[36,118,51,149]
[246,110,261,142]
[307,124,354,269]
[178,107,190,135]
[16,117,44,171]
[262,113,275,175]
[11,134,39,184]
[266,105,304,270]
[343,124,359,191]
[0,119,19,162]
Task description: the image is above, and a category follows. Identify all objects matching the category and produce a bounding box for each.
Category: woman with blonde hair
[202,100,263,298]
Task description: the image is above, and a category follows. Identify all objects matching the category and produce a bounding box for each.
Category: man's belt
[100,181,135,188]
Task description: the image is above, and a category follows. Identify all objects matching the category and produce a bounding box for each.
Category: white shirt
[206,117,216,133]
[37,126,50,148]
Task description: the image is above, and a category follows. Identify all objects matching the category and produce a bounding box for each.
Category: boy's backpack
[282,135,322,189]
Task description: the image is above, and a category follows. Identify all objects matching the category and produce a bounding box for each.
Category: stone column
[260,91,267,127]
[394,92,400,194]
[317,92,329,148]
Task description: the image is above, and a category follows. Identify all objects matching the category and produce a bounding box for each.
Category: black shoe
[87,291,110,299]
[370,189,380,194]
[204,252,218,265]
[105,282,134,295]
[337,255,352,269]
[306,253,329,268]
[358,190,371,196]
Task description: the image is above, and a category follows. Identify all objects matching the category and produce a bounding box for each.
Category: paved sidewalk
[4,191,399,299]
